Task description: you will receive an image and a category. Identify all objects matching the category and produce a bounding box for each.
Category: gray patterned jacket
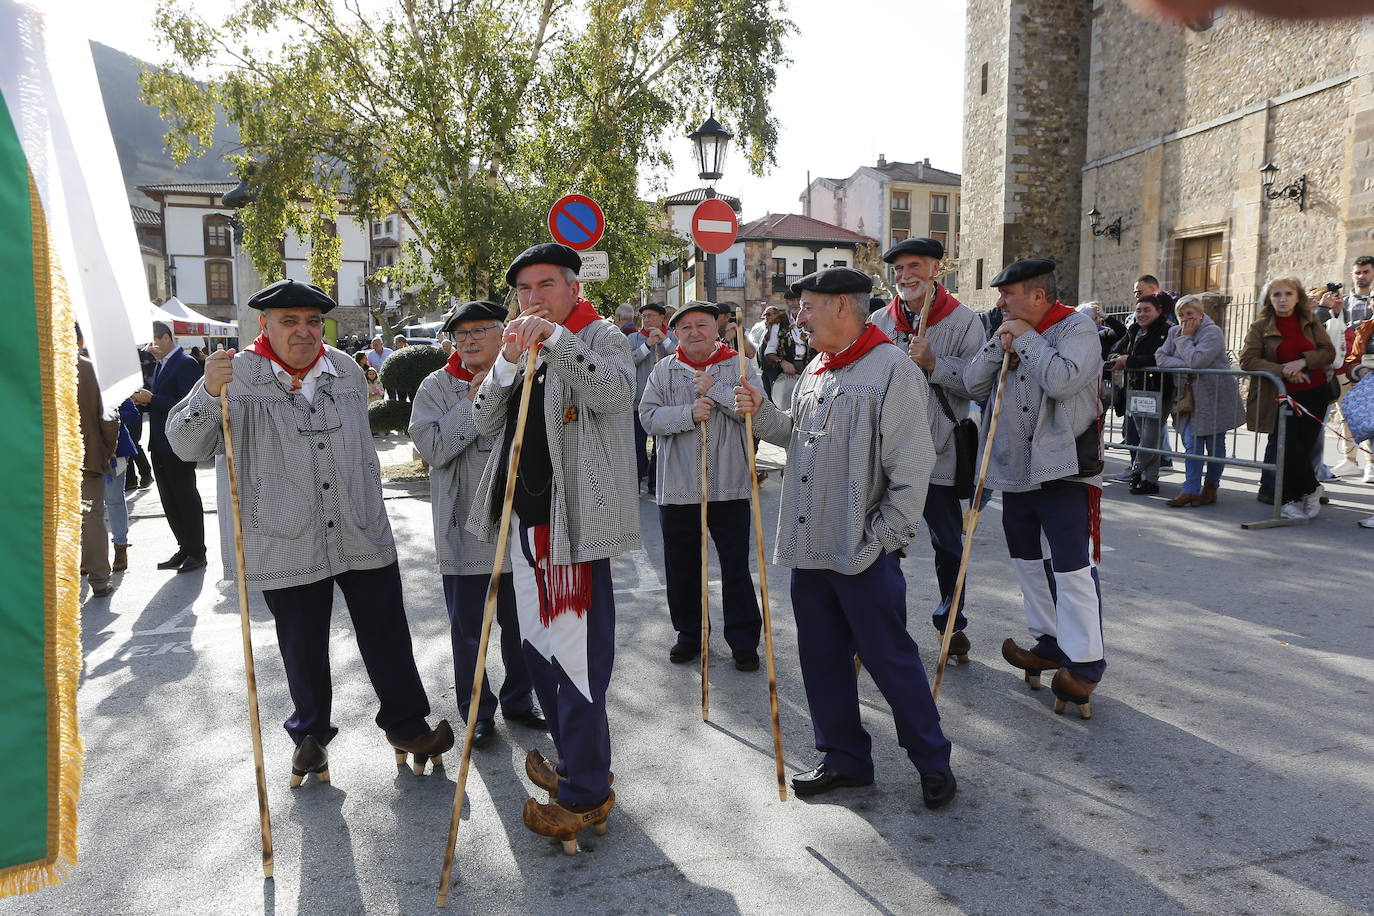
[466,319,641,564]
[409,368,503,576]
[627,330,677,402]
[638,352,764,505]
[870,301,985,486]
[166,347,395,590]
[751,340,935,575]
[963,310,1102,493]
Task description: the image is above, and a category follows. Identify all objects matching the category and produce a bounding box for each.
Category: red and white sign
[548,194,605,251]
[691,198,738,255]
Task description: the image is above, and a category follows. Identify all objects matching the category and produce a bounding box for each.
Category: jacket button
[322,482,330,490]
[326,520,334,528]
[588,364,596,371]
[576,354,585,362]
[317,442,326,449]
[800,475,808,482]
[798,516,806,523]
[1022,406,1029,412]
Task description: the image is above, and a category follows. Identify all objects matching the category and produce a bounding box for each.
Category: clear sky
[62,0,967,223]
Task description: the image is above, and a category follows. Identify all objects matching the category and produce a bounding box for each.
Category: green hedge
[368,398,412,435]
[380,344,447,398]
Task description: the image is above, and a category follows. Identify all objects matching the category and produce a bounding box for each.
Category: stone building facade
[962,2,1374,311]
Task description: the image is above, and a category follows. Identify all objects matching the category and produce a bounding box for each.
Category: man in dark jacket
[132,321,206,572]
[78,326,120,596]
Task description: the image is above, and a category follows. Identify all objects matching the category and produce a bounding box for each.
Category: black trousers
[128,441,153,487]
[151,450,204,557]
[1259,385,1332,502]
[659,499,761,654]
[261,561,431,746]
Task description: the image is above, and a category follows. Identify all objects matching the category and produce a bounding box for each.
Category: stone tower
[959,0,1093,310]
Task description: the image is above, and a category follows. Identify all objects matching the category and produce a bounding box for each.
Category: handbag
[1343,371,1374,443]
[1173,377,1195,415]
[931,384,978,499]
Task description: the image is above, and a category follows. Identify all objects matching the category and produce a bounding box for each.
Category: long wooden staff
[735,309,787,802]
[915,270,938,338]
[698,417,711,720]
[219,383,274,878]
[931,350,1012,702]
[437,345,540,907]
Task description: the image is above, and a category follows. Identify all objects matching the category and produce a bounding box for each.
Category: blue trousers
[921,484,967,633]
[261,561,431,746]
[659,500,761,654]
[443,573,534,723]
[791,553,952,781]
[1177,416,1226,495]
[1001,482,1106,682]
[513,525,615,807]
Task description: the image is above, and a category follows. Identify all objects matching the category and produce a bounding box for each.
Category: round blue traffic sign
[548,194,605,251]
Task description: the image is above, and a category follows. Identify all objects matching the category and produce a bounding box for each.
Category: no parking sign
[548,195,605,251]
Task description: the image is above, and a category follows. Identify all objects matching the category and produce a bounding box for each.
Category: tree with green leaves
[143,0,790,324]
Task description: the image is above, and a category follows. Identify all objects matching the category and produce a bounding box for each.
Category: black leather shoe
[157,550,188,570]
[920,766,957,810]
[290,735,329,787]
[472,718,496,748]
[505,706,547,730]
[669,639,699,663]
[734,651,760,672]
[176,554,207,574]
[790,763,873,797]
[1128,480,1159,495]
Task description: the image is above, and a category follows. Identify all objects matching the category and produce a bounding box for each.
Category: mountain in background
[90,41,240,207]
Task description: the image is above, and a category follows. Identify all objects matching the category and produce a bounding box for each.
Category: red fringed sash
[531,524,591,627]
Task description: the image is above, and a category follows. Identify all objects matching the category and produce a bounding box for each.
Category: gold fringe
[0,173,84,897]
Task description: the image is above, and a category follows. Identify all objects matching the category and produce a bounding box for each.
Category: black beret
[882,237,944,263]
[783,283,802,300]
[247,278,336,313]
[442,300,507,332]
[668,301,719,328]
[794,267,873,296]
[505,242,581,286]
[990,258,1057,288]
[639,303,667,315]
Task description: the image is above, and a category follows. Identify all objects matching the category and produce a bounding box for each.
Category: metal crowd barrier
[1101,365,1298,529]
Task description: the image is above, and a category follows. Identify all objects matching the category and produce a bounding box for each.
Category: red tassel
[532,524,590,627]
[1087,486,1102,565]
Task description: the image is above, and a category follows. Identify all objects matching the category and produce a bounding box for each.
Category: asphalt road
[6,443,1373,916]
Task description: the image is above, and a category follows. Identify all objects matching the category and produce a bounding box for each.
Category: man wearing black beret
[410,300,545,751]
[873,237,985,664]
[627,302,677,494]
[735,266,958,811]
[962,258,1107,719]
[166,278,455,788]
[467,242,637,850]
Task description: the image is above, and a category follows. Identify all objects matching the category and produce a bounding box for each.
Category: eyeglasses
[450,324,501,342]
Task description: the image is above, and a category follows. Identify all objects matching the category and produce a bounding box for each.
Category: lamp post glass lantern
[1086,207,1123,245]
[1259,161,1306,211]
[689,115,732,302]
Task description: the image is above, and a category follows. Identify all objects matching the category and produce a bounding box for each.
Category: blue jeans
[1178,417,1226,495]
[104,459,130,546]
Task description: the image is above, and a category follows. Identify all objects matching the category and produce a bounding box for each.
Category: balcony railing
[771,273,805,293]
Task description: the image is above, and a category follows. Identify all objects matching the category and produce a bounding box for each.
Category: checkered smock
[751,341,935,575]
[627,330,677,402]
[166,347,396,589]
[409,368,504,576]
[466,319,641,565]
[638,354,765,505]
[963,310,1102,493]
[871,302,986,487]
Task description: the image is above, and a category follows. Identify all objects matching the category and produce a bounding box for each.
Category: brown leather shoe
[112,544,128,572]
[388,719,454,775]
[522,790,615,855]
[1001,638,1061,690]
[1199,483,1218,505]
[1165,493,1201,508]
[1051,668,1098,719]
[525,749,613,800]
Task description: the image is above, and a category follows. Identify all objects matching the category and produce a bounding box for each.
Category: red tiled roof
[737,213,876,245]
[663,187,742,211]
[136,182,237,198]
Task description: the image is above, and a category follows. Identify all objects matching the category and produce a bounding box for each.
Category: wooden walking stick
[219,383,274,879]
[931,350,1013,702]
[699,417,711,720]
[437,345,540,907]
[735,309,787,802]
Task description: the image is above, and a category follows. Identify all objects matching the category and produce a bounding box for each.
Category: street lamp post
[689,115,732,304]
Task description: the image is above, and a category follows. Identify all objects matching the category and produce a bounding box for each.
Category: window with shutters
[203,215,231,256]
[205,260,233,304]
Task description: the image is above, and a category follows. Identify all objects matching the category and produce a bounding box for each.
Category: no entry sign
[548,194,605,251]
[691,198,738,255]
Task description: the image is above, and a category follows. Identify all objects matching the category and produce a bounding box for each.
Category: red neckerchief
[444,349,474,381]
[887,284,959,334]
[563,298,602,333]
[675,342,738,369]
[1033,300,1076,334]
[245,334,324,391]
[813,323,893,374]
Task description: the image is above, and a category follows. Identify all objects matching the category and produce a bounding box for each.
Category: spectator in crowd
[365,366,384,402]
[105,397,140,571]
[131,320,207,573]
[125,348,155,491]
[77,326,120,597]
[747,303,777,351]
[439,337,454,356]
[765,307,807,408]
[1078,301,1127,359]
[757,305,791,397]
[716,309,755,358]
[1154,296,1245,507]
[1342,256,1374,480]
[354,350,369,370]
[615,303,638,335]
[627,303,677,494]
[365,336,393,370]
[1107,294,1172,495]
[189,345,206,365]
[1312,287,1348,481]
[1341,323,1374,526]
[1241,277,1336,520]
[1347,255,1373,325]
[393,334,409,351]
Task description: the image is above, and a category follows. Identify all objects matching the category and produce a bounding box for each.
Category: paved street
[5,441,1373,916]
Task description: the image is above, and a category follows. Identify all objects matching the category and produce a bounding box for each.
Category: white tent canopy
[153,296,237,337]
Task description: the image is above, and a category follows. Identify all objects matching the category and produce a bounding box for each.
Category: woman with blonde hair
[1239,277,1336,520]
